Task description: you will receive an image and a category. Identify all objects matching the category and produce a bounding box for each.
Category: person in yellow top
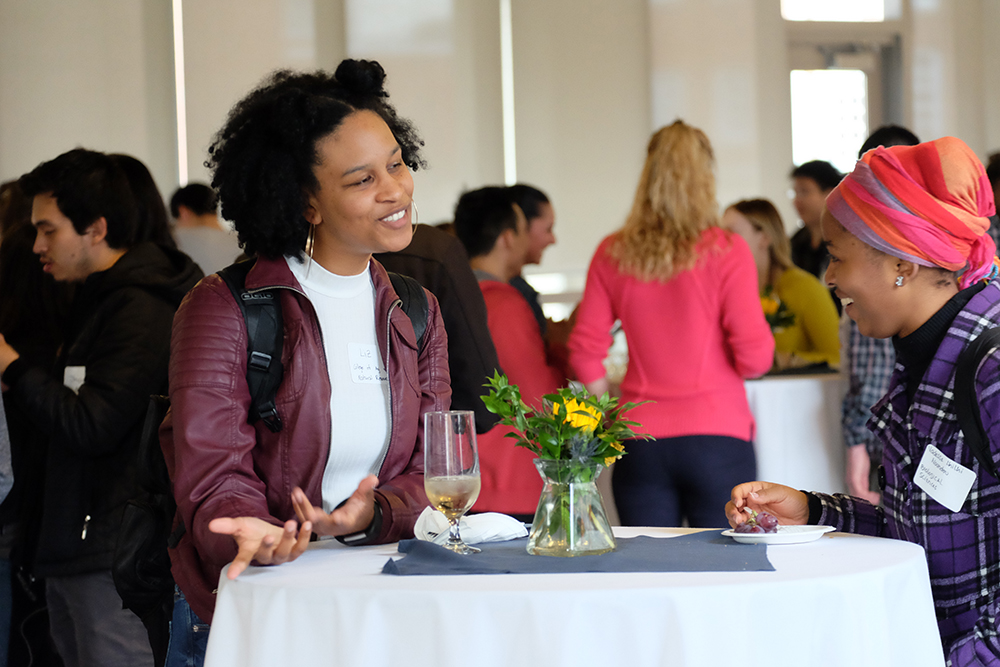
[723,198,840,370]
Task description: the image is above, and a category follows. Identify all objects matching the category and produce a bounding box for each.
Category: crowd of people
[0,56,998,666]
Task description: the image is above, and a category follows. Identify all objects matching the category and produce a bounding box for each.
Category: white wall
[1,0,998,271]
[345,0,505,225]
[182,0,335,187]
[513,0,651,277]
[0,0,176,195]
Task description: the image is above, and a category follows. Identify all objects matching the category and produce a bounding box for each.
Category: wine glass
[423,410,481,554]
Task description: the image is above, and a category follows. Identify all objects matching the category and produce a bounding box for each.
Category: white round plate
[721,525,835,545]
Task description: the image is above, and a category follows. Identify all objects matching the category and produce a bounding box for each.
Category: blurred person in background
[985,152,1000,248]
[375,220,501,434]
[0,179,71,667]
[722,198,840,371]
[789,159,842,279]
[455,186,566,519]
[169,182,241,274]
[0,149,201,667]
[507,183,572,380]
[842,125,920,503]
[112,154,178,250]
[569,120,773,529]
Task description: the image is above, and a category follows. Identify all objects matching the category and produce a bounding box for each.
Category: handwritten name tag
[914,444,976,512]
[63,366,86,394]
[348,343,387,384]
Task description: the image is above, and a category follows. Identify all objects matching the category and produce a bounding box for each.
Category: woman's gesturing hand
[291,475,379,538]
[725,481,810,528]
[208,516,313,579]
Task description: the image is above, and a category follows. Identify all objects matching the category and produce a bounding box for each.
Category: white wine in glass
[424,411,481,554]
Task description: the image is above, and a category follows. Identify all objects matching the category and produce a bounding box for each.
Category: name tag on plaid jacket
[914,444,976,512]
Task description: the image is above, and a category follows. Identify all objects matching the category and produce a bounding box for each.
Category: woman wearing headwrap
[725,137,1000,664]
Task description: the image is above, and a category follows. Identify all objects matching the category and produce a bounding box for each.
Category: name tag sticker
[63,366,86,394]
[914,444,976,512]
[348,343,387,384]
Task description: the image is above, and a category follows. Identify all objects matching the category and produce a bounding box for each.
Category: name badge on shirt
[63,366,86,394]
[914,444,976,512]
[348,343,387,384]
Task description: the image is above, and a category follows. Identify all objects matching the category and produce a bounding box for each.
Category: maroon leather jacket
[162,256,450,623]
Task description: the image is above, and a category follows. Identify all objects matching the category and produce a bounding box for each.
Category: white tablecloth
[746,373,848,495]
[205,527,943,667]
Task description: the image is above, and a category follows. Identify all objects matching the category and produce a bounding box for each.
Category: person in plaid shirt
[727,136,1000,665]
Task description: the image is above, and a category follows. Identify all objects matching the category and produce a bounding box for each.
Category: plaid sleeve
[842,321,895,457]
[947,614,1000,666]
[806,491,886,536]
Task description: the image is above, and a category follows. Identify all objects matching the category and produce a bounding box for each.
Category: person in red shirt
[454,187,566,519]
[569,121,774,528]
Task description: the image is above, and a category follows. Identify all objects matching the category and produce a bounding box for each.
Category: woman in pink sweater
[568,121,774,527]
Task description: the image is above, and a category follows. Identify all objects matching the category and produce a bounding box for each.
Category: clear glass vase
[526,459,616,557]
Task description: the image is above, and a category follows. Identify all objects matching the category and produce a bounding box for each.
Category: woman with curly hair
[568,120,774,528]
[162,60,450,666]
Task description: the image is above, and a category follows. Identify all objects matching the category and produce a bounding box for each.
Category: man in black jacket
[0,149,202,667]
[375,223,501,433]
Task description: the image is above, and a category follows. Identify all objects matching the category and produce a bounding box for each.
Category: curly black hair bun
[335,59,388,98]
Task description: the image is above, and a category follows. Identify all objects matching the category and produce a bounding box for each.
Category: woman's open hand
[208,516,313,579]
[291,475,379,537]
[725,481,810,528]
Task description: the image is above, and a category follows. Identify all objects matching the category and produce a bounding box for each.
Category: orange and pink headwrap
[826,136,1000,289]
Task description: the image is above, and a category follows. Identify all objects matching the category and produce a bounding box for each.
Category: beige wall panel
[512,0,651,277]
[0,0,175,193]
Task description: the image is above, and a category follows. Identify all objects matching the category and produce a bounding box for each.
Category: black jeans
[612,435,756,528]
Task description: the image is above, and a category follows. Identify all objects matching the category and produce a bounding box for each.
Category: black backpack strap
[388,272,429,353]
[955,326,1000,480]
[218,259,285,433]
[137,395,172,496]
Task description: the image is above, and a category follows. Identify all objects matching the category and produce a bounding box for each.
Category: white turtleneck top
[286,256,390,513]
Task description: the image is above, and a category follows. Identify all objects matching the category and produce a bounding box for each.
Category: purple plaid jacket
[812,280,1000,666]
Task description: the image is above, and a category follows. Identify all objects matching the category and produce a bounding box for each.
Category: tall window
[790,69,869,174]
[781,0,900,22]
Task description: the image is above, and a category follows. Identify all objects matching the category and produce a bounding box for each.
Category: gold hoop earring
[305,224,316,280]
[410,200,419,233]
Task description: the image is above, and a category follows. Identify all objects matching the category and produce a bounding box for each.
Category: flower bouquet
[761,286,796,333]
[482,372,648,556]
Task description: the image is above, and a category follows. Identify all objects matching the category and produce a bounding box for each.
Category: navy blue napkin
[382,530,773,575]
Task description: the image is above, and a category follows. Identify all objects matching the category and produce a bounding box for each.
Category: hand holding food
[733,507,779,534]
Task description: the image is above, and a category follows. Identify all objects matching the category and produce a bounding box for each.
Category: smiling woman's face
[304,109,414,275]
[821,210,904,338]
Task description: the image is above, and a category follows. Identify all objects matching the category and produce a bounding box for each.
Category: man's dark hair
[111,154,177,249]
[859,125,920,158]
[507,184,549,222]
[986,153,1000,190]
[858,125,920,158]
[790,160,843,192]
[20,148,138,250]
[453,186,518,258]
[170,183,219,218]
[208,60,425,259]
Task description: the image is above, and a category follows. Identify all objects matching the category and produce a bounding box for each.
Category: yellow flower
[556,398,602,431]
[760,295,780,316]
[603,440,625,467]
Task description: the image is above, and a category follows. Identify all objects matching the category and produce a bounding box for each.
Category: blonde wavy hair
[610,120,719,281]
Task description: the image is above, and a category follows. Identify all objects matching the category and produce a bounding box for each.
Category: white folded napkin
[414,507,528,545]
